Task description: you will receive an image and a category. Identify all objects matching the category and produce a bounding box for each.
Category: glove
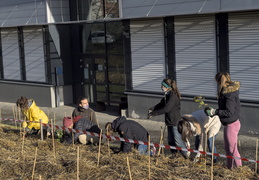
[194,153,201,163]
[147,109,153,119]
[22,121,28,128]
[204,107,216,117]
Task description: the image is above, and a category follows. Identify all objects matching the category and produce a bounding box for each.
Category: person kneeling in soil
[16,96,49,138]
[178,110,221,163]
[63,117,100,145]
[105,116,156,155]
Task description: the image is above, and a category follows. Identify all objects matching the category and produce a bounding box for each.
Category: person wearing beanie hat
[147,78,188,159]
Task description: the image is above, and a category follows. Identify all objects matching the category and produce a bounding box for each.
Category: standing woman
[204,72,242,169]
[16,96,49,137]
[148,78,188,158]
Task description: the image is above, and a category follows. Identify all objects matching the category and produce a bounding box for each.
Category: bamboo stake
[106,127,110,156]
[40,119,43,141]
[72,132,75,147]
[148,135,151,180]
[0,107,1,124]
[204,132,207,168]
[77,146,80,180]
[239,140,241,155]
[31,147,38,180]
[51,119,56,159]
[255,139,258,173]
[18,107,21,133]
[15,106,18,129]
[21,127,25,155]
[54,113,56,129]
[12,106,17,128]
[162,126,166,157]
[126,156,133,180]
[210,135,215,180]
[97,129,103,167]
[157,126,163,156]
[39,175,41,180]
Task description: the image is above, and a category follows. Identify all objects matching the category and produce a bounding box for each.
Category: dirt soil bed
[0,124,258,180]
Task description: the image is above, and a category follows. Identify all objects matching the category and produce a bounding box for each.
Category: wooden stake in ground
[40,119,43,141]
[77,146,80,180]
[157,126,163,156]
[51,119,56,159]
[31,147,38,180]
[204,132,207,168]
[72,132,74,147]
[12,106,17,128]
[126,156,133,180]
[148,135,151,180]
[0,107,1,124]
[21,127,25,155]
[106,127,110,156]
[97,129,103,167]
[210,135,215,180]
[161,126,166,157]
[255,139,258,173]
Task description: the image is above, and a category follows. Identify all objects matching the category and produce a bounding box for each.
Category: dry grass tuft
[0,124,258,180]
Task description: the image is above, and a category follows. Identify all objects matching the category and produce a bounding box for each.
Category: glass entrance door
[83,56,109,104]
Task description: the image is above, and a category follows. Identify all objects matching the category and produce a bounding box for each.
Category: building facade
[0,0,259,133]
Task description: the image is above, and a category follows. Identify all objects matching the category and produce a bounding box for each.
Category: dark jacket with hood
[72,106,97,125]
[64,117,100,144]
[149,91,181,126]
[112,116,149,153]
[215,81,241,126]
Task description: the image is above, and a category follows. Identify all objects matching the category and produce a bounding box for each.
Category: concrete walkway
[0,102,164,142]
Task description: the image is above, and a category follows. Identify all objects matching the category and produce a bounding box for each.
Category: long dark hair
[178,118,194,141]
[16,96,29,111]
[162,78,181,99]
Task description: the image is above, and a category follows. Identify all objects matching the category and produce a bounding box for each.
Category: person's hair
[105,122,114,136]
[178,118,194,141]
[215,72,233,96]
[162,78,181,99]
[78,96,88,104]
[16,96,29,110]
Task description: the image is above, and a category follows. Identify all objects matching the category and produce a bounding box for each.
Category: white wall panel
[130,19,165,92]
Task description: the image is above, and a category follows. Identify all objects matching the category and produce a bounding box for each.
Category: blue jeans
[138,144,154,156]
[195,134,217,160]
[168,126,187,157]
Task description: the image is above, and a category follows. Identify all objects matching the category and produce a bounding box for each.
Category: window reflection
[77,0,119,20]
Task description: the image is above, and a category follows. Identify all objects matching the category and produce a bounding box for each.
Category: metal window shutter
[23,27,46,82]
[229,12,259,102]
[175,15,217,98]
[1,28,21,80]
[130,19,165,92]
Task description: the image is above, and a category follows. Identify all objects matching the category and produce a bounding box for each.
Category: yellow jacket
[22,99,49,130]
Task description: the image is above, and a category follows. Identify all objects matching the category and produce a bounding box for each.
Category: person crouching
[105,116,156,155]
[63,117,100,145]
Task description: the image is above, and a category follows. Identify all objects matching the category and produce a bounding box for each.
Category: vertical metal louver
[1,28,21,80]
[229,12,259,102]
[23,27,46,82]
[130,19,165,92]
[174,15,217,98]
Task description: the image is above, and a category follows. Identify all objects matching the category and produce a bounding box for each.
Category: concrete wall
[121,0,259,18]
[127,93,259,135]
[0,81,73,107]
[0,81,54,107]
